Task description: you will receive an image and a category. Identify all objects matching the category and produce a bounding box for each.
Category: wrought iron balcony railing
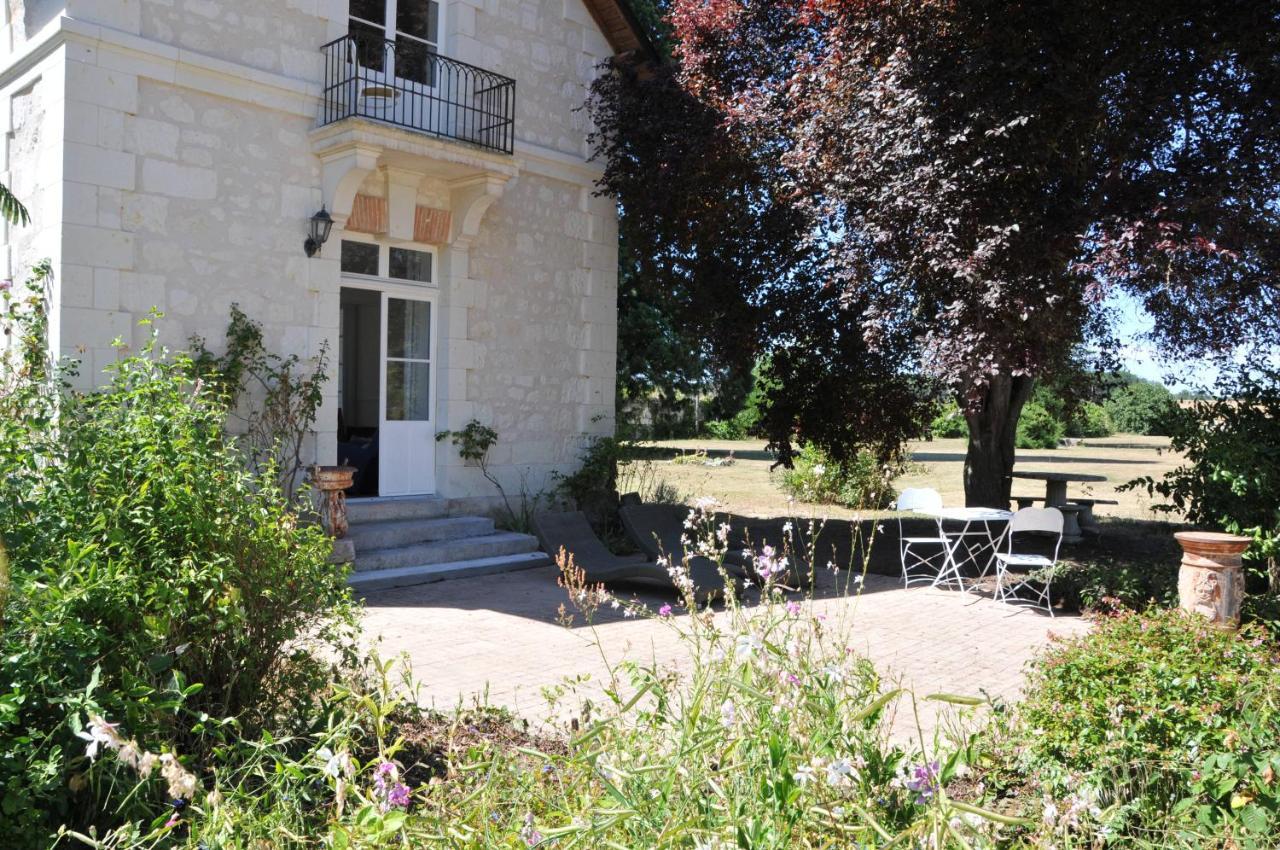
[320,34,516,155]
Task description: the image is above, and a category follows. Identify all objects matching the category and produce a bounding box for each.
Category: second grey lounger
[532,511,730,601]
[619,503,812,588]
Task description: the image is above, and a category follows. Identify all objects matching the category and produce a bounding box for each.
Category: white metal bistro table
[920,507,1014,591]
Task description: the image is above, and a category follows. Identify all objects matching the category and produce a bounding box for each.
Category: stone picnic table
[1010,470,1110,541]
[1010,470,1108,507]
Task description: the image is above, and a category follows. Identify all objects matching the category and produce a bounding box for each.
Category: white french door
[378,292,436,496]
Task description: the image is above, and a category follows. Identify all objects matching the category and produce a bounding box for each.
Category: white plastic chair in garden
[895,487,948,587]
[993,507,1064,616]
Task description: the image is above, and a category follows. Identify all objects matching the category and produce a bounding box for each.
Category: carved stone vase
[1174,531,1251,630]
[311,465,356,540]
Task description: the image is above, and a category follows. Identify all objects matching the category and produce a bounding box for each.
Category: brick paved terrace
[361,562,1092,743]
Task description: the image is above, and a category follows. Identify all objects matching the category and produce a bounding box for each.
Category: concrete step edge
[348,552,553,593]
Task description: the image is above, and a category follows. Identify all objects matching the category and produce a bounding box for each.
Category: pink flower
[785,601,802,616]
[658,604,673,618]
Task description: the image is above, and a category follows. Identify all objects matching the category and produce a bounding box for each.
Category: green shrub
[930,402,969,438]
[778,443,898,509]
[1105,379,1178,435]
[1009,608,1280,844]
[1015,402,1064,449]
[0,282,356,844]
[1126,365,1280,596]
[1066,401,1115,438]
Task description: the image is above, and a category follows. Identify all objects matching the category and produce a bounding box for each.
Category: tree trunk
[962,375,1035,508]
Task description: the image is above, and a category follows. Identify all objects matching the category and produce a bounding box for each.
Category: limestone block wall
[0,0,621,504]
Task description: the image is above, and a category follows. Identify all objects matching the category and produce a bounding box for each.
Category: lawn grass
[621,434,1184,522]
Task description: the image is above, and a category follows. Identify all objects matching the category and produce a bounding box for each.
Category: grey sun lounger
[618,503,812,588]
[532,511,730,601]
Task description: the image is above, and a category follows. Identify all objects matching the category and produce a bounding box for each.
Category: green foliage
[554,435,623,530]
[0,181,28,227]
[778,444,899,509]
[437,420,545,533]
[1104,378,1178,436]
[1007,608,1280,844]
[188,304,330,496]
[74,505,1018,848]
[0,279,357,844]
[1014,402,1064,449]
[1066,401,1115,438]
[930,402,969,438]
[1126,365,1280,593]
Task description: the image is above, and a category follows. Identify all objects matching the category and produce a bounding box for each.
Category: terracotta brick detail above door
[347,194,388,234]
[414,206,452,244]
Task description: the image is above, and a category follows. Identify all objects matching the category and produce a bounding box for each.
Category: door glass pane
[396,0,438,43]
[340,240,380,275]
[389,247,432,282]
[387,298,431,359]
[386,361,431,421]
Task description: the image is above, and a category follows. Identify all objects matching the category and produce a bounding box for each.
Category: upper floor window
[349,0,441,86]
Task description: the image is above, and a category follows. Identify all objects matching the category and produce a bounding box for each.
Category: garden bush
[1065,401,1114,438]
[1014,402,1064,449]
[1104,379,1178,436]
[778,443,899,509]
[997,608,1280,846]
[930,401,969,438]
[1126,365,1280,596]
[0,278,357,844]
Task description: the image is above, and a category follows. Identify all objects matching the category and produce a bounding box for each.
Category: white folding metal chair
[993,507,1064,615]
[895,488,948,587]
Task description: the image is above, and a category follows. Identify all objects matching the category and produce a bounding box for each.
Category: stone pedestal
[1174,531,1251,629]
[311,465,356,540]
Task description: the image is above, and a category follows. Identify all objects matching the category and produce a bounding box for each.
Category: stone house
[1,0,648,586]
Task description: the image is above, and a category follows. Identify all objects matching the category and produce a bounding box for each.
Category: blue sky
[1108,291,1216,391]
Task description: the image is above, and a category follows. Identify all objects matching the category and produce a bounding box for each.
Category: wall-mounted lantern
[304,206,334,258]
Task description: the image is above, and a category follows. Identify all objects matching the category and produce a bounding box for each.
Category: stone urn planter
[1174,531,1251,630]
[311,465,356,540]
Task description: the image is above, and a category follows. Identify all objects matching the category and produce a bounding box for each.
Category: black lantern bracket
[304,206,334,258]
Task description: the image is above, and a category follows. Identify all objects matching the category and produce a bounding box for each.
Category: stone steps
[343,495,547,590]
[348,515,495,551]
[353,529,542,573]
[348,552,552,594]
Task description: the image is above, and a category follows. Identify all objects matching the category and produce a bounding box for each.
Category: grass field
[620,434,1185,521]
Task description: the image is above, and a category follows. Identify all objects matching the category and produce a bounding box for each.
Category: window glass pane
[340,240,380,275]
[396,0,438,43]
[394,36,436,86]
[385,361,431,421]
[389,247,432,282]
[349,0,385,25]
[387,298,431,360]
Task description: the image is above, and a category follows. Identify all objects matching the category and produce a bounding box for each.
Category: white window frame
[339,233,438,289]
[349,0,447,86]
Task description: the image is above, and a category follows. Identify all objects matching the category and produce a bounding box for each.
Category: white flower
[853,574,865,586]
[793,763,816,786]
[821,664,846,683]
[734,634,762,661]
[159,752,199,800]
[719,699,736,729]
[812,464,825,476]
[782,521,793,534]
[76,715,123,761]
[826,758,858,786]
